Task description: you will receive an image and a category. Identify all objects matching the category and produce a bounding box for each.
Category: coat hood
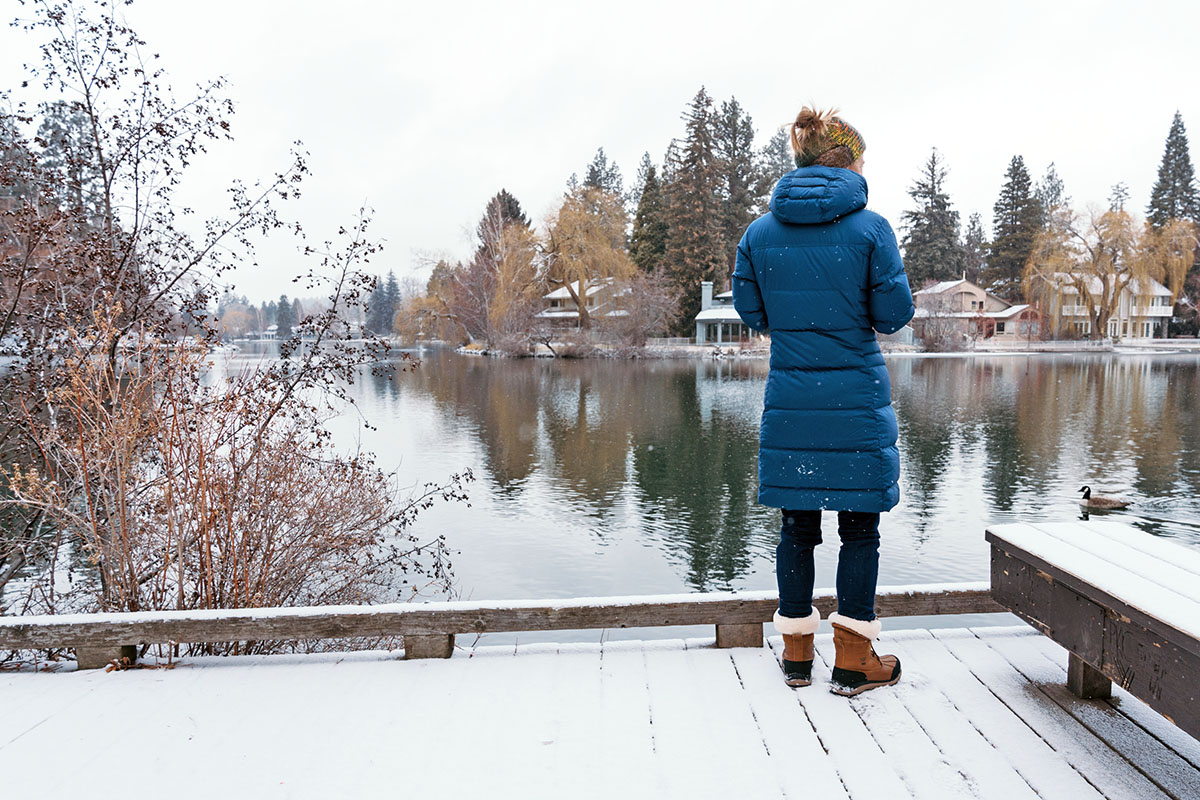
[769,166,868,225]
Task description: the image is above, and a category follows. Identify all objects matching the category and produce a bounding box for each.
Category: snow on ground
[2,626,1196,799]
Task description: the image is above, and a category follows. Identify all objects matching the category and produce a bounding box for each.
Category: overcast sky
[4,0,1198,303]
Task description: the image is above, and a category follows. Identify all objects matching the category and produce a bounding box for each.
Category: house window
[995,322,1006,333]
[1143,322,1151,337]
[970,300,978,310]
[1122,320,1129,336]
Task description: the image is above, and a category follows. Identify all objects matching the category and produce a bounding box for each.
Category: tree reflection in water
[368,348,1200,598]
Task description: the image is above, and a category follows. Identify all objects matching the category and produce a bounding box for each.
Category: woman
[732,108,914,695]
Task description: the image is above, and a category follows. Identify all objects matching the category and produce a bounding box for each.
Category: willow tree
[1025,207,1195,339]
[544,186,633,329]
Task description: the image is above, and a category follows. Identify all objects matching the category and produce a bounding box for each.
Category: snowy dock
[3,626,1198,799]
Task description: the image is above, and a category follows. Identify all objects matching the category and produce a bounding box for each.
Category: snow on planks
[1,627,1196,799]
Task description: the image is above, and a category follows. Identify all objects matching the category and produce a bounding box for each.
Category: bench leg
[715,623,763,648]
[1067,652,1111,699]
[404,634,454,659]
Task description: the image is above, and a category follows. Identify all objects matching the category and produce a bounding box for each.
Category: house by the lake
[912,279,1040,343]
[694,281,759,344]
[536,279,626,328]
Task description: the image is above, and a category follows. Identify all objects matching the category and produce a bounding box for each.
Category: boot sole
[784,676,812,687]
[829,668,902,697]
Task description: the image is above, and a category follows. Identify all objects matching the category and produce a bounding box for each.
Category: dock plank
[881,629,1105,800]
[813,633,982,799]
[935,627,1172,800]
[985,627,1200,800]
[729,645,850,799]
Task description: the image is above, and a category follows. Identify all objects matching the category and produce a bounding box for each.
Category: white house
[1047,275,1173,339]
[535,279,627,327]
[694,281,757,344]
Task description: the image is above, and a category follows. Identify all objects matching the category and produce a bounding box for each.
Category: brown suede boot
[829,613,901,696]
[773,609,819,687]
[781,633,815,687]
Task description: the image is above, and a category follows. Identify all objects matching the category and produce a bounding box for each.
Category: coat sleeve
[732,233,768,332]
[868,219,915,335]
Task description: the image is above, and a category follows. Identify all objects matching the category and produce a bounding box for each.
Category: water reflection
[228,346,1200,600]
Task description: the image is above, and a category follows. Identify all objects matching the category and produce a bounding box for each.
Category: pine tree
[1147,111,1200,228]
[476,189,529,251]
[900,148,966,289]
[713,97,758,275]
[628,152,654,212]
[582,147,623,197]
[1035,163,1068,218]
[986,155,1042,301]
[1108,182,1130,212]
[754,126,794,214]
[629,159,668,273]
[963,213,987,285]
[661,87,727,335]
[276,293,295,338]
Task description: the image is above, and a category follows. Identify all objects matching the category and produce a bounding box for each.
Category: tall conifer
[630,158,668,273]
[661,88,726,334]
[986,155,1042,300]
[754,127,794,214]
[713,97,757,273]
[900,149,965,289]
[963,213,987,285]
[1147,112,1200,228]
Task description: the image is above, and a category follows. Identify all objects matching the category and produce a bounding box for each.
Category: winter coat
[732,166,914,512]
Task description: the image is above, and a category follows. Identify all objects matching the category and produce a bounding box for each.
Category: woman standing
[732,108,914,695]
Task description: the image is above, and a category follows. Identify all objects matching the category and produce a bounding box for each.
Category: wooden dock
[2,625,1197,799]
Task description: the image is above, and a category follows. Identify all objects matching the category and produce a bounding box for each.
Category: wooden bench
[987,520,1200,741]
[0,582,1003,669]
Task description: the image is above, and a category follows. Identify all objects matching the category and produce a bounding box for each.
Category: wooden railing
[0,582,1004,669]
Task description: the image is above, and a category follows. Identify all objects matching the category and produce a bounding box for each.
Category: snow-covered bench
[987,521,1200,741]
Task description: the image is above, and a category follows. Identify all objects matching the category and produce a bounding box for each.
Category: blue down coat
[733,166,914,512]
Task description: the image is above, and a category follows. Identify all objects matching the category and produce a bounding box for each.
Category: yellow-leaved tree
[1024,207,1195,339]
[544,187,634,329]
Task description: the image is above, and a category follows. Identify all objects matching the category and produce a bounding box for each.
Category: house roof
[542,279,612,300]
[914,279,970,296]
[1048,274,1172,296]
[715,290,733,299]
[912,304,1034,320]
[695,308,748,323]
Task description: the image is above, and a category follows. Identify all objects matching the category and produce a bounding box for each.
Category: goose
[1079,485,1130,510]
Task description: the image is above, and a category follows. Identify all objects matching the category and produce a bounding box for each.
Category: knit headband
[794,118,866,168]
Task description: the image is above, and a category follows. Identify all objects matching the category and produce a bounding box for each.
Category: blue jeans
[776,509,880,622]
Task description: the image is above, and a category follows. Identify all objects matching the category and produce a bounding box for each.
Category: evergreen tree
[754,126,794,214]
[985,155,1042,300]
[629,159,668,273]
[365,274,396,335]
[963,213,987,285]
[900,148,966,289]
[1108,182,1130,212]
[476,189,529,250]
[713,97,757,274]
[264,300,278,327]
[276,294,295,338]
[1147,111,1200,228]
[1035,163,1068,218]
[582,147,623,197]
[661,87,727,334]
[628,152,654,212]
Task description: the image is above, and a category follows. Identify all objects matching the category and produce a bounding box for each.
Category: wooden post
[715,623,762,648]
[404,633,454,659]
[75,644,138,670]
[1067,652,1111,699]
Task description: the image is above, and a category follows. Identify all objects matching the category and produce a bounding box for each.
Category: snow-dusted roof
[912,305,1035,320]
[914,279,970,296]
[714,290,733,299]
[695,308,748,323]
[542,279,612,300]
[1049,274,1172,296]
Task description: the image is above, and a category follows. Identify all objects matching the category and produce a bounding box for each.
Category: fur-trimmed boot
[829,613,901,696]
[773,609,820,687]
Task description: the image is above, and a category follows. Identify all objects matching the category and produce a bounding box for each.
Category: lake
[220,346,1200,640]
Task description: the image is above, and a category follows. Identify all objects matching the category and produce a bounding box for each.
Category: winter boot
[773,609,820,687]
[829,613,901,696]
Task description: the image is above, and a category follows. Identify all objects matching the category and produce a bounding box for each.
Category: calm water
[230,347,1200,609]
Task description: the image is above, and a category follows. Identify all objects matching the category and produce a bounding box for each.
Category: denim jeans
[776,509,880,622]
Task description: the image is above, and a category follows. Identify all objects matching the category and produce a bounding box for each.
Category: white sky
[4,0,1199,303]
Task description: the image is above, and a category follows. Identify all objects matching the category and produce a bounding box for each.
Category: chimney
[701,281,713,311]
